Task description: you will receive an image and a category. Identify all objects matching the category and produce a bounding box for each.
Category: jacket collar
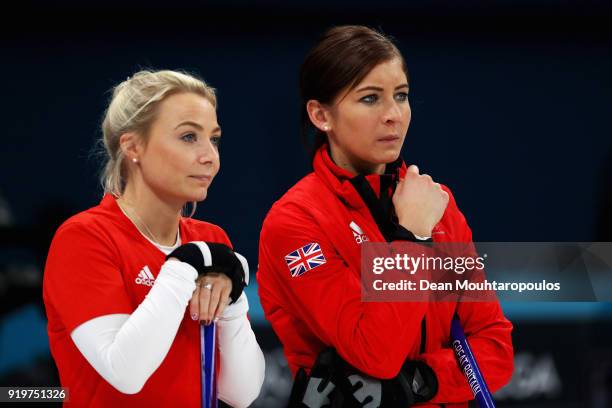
[313,144,406,209]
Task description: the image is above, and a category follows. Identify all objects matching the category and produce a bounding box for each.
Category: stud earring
[132,158,138,163]
[323,125,330,131]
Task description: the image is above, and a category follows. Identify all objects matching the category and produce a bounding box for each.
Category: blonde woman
[43,70,265,407]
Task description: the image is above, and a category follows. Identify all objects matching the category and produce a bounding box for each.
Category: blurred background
[1,1,611,406]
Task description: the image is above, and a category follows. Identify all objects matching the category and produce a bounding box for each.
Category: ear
[119,132,143,162]
[306,100,333,132]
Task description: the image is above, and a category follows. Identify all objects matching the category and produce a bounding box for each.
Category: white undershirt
[70,231,265,407]
[142,228,182,252]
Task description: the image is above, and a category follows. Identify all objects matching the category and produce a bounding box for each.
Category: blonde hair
[100,69,217,201]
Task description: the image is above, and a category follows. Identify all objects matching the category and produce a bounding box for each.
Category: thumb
[407,164,419,175]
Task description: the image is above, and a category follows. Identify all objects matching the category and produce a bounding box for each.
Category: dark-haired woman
[257,26,513,407]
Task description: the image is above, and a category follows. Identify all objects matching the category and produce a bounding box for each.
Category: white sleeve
[70,259,197,394]
[216,293,265,408]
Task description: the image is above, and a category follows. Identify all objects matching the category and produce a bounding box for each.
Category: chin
[183,188,208,203]
[375,149,402,164]
[196,189,208,202]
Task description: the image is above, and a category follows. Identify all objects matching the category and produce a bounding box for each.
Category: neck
[328,144,385,175]
[119,181,183,246]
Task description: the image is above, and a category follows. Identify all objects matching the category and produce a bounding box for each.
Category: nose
[197,139,219,166]
[382,99,402,124]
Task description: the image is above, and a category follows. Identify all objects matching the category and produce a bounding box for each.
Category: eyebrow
[175,121,203,130]
[355,84,409,93]
[175,121,221,133]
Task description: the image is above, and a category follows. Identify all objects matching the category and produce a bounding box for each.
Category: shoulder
[262,173,323,230]
[260,173,338,251]
[44,206,125,283]
[45,203,130,273]
[275,173,322,207]
[51,203,120,247]
[181,217,232,247]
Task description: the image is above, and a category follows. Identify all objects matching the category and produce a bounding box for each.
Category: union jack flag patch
[285,242,326,277]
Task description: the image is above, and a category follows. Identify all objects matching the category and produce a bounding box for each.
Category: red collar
[100,193,121,212]
[313,145,407,209]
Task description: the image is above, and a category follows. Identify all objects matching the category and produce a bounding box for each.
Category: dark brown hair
[299,25,408,157]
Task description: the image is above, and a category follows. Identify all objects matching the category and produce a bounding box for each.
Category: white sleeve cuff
[216,308,265,407]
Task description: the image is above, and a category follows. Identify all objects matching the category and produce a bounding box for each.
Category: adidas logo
[135,266,155,286]
[350,221,369,245]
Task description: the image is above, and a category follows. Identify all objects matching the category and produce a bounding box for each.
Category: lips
[377,135,401,142]
[189,175,212,183]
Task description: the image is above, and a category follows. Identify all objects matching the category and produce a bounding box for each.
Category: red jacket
[257,146,513,407]
[44,195,230,407]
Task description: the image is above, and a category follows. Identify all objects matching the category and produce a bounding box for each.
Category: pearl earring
[323,125,330,131]
[132,158,138,163]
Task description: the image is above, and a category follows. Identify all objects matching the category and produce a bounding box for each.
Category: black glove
[288,348,438,408]
[383,359,438,406]
[166,242,247,303]
[287,348,357,408]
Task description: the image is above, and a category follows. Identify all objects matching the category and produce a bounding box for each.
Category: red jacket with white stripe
[257,146,513,407]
